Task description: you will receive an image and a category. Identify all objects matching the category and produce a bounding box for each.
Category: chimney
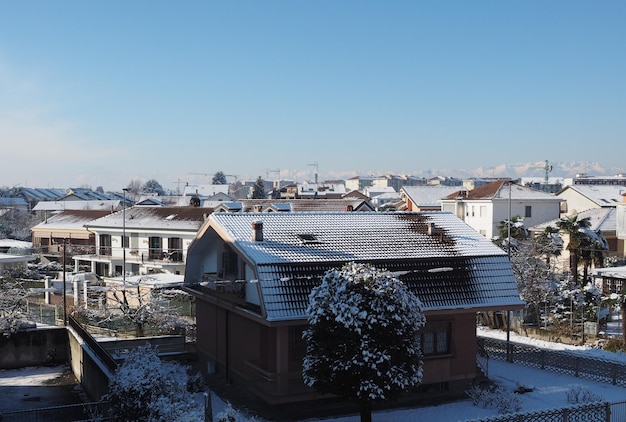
[428,222,436,236]
[252,220,264,241]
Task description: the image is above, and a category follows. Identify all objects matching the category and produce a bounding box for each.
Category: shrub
[215,403,257,422]
[566,386,602,404]
[466,384,523,414]
[602,338,626,353]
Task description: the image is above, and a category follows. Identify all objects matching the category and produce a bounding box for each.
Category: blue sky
[1,1,625,191]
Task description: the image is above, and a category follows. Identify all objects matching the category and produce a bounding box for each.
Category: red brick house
[184,212,524,405]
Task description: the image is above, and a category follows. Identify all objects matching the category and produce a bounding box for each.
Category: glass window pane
[423,332,434,355]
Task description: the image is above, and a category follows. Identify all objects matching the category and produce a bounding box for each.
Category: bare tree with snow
[0,269,36,336]
[509,239,554,326]
[73,278,193,339]
[302,262,426,422]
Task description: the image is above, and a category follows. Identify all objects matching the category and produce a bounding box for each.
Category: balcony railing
[73,249,185,264]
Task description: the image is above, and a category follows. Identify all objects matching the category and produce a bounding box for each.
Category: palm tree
[497,215,528,253]
[555,215,592,285]
[533,226,563,272]
[579,229,608,282]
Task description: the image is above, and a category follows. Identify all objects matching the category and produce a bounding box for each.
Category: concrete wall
[0,327,68,369]
[67,326,113,401]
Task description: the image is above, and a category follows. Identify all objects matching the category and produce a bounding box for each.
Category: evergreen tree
[142,179,165,196]
[212,171,227,185]
[252,176,266,199]
[303,262,425,422]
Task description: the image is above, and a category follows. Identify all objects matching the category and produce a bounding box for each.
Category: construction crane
[188,172,239,183]
[307,162,319,184]
[171,178,187,195]
[266,169,281,181]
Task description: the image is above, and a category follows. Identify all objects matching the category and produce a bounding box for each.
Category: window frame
[420,320,452,357]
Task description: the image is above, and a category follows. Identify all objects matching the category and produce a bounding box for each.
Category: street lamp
[506,180,512,362]
[62,238,67,325]
[122,188,129,284]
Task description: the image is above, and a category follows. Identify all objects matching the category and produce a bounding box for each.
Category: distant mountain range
[413,161,626,180]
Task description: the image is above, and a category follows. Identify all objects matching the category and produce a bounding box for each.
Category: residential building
[400,186,462,211]
[184,212,524,405]
[441,179,562,239]
[182,184,230,198]
[212,198,373,213]
[520,177,564,194]
[75,206,209,277]
[295,182,346,199]
[427,176,463,186]
[593,266,626,296]
[8,187,66,209]
[617,193,626,242]
[531,207,624,275]
[563,174,626,187]
[0,197,29,214]
[344,175,377,192]
[31,210,114,260]
[462,178,501,191]
[556,185,624,216]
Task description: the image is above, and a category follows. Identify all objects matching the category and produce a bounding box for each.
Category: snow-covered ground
[305,320,626,422]
[3,319,626,422]
[311,358,626,422]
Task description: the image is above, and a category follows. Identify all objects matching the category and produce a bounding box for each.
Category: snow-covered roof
[32,200,120,211]
[444,180,559,201]
[65,188,117,201]
[592,266,626,280]
[0,197,28,207]
[557,185,625,207]
[212,199,373,213]
[16,187,66,201]
[401,186,460,208]
[0,253,37,265]
[31,210,113,233]
[193,212,524,320]
[182,184,230,197]
[362,186,397,196]
[531,207,616,233]
[105,273,184,288]
[85,206,209,232]
[0,239,33,251]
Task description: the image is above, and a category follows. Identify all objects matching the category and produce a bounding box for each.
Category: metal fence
[479,336,626,387]
[477,336,626,422]
[0,401,110,422]
[464,402,608,422]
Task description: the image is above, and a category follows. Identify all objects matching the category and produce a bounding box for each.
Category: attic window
[296,233,320,244]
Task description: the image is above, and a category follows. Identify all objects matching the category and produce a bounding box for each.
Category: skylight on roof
[165,214,177,220]
[296,233,320,244]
